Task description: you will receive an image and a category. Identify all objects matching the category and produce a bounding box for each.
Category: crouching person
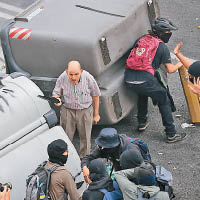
[82,159,123,200]
[46,139,82,200]
[115,150,169,200]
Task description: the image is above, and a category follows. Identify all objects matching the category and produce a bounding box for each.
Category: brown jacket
[45,161,82,200]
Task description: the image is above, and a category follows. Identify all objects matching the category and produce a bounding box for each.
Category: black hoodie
[82,176,114,200]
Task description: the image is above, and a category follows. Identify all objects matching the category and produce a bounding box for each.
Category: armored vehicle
[0,0,160,125]
[0,73,86,200]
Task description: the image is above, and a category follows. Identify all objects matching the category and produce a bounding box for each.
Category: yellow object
[197,26,200,29]
[179,65,200,123]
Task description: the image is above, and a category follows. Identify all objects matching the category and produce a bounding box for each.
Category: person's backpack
[99,181,123,200]
[126,34,162,75]
[155,165,175,199]
[25,161,61,200]
[123,137,152,161]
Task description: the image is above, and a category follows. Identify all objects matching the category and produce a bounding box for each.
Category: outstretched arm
[165,61,183,74]
[174,42,192,69]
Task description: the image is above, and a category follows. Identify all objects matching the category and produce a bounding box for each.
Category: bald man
[53,61,101,158]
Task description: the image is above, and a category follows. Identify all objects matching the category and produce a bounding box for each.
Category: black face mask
[159,32,172,43]
[60,155,68,165]
[49,154,68,166]
[100,145,120,157]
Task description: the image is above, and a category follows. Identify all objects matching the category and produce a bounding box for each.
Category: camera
[0,182,12,192]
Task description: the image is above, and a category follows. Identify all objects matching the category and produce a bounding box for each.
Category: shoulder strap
[132,34,147,48]
[46,165,61,195]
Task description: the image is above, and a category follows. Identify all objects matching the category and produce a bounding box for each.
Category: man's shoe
[167,133,187,143]
[138,122,149,132]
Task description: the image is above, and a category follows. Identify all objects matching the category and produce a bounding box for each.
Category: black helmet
[95,128,120,148]
[151,17,178,33]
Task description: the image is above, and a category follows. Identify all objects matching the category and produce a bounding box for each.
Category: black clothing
[81,134,142,171]
[120,149,144,170]
[124,43,171,83]
[124,36,176,137]
[89,159,107,182]
[47,139,68,166]
[82,176,114,200]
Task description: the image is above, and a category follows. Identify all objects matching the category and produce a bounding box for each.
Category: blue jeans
[126,80,176,137]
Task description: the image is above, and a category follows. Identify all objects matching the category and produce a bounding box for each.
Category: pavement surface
[88,1,200,200]
[0,0,200,199]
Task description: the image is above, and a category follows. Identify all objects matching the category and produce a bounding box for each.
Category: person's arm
[159,43,183,74]
[114,169,138,200]
[165,61,183,74]
[92,96,100,124]
[174,42,193,69]
[81,148,102,183]
[87,74,101,124]
[63,170,82,200]
[52,75,63,106]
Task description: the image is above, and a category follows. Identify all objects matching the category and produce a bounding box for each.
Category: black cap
[188,61,200,78]
[88,159,106,176]
[47,139,68,159]
[88,159,107,181]
[95,128,120,148]
[120,149,144,170]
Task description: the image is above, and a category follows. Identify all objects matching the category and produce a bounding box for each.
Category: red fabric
[126,34,162,75]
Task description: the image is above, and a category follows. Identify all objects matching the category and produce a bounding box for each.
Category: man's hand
[174,41,183,55]
[0,186,10,200]
[82,166,91,184]
[53,96,62,106]
[188,77,200,96]
[93,114,100,124]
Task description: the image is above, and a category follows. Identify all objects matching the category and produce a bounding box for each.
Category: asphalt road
[89,1,200,200]
[0,0,200,199]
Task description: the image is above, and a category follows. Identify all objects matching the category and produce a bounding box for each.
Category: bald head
[66,60,83,84]
[67,60,81,71]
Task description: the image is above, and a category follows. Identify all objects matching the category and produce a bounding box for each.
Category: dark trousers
[126,80,176,137]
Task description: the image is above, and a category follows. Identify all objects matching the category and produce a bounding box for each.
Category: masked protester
[114,150,170,200]
[81,128,145,183]
[124,17,186,143]
[45,139,82,200]
[82,159,122,200]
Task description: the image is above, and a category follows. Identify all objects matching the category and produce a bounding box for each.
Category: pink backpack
[126,34,162,75]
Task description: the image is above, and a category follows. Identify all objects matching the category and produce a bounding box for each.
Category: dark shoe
[138,122,149,132]
[167,133,187,143]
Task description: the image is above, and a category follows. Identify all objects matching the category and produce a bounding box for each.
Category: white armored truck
[0,73,86,200]
[0,0,160,124]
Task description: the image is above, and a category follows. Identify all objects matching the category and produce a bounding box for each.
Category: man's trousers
[60,105,93,158]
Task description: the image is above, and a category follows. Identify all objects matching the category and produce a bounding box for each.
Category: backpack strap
[46,165,61,195]
[57,192,67,200]
[132,34,146,48]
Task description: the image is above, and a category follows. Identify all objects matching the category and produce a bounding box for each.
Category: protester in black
[124,17,186,143]
[81,128,144,183]
[82,159,122,200]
